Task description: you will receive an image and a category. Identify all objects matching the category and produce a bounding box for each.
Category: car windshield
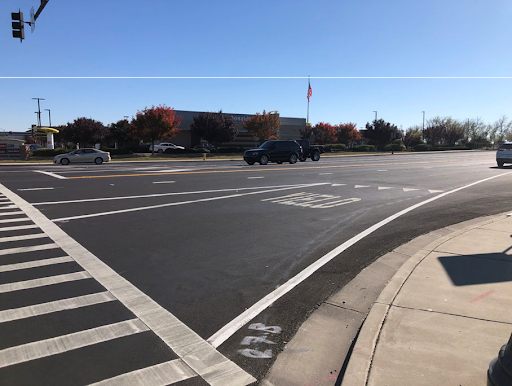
[259,141,275,149]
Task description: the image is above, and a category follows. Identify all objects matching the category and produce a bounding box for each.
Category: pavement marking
[0,232,47,243]
[403,188,420,192]
[0,271,91,294]
[0,205,18,210]
[34,170,68,180]
[208,171,512,348]
[0,319,149,369]
[0,256,73,273]
[0,243,59,256]
[354,185,370,188]
[0,217,32,224]
[262,192,361,209]
[17,187,55,191]
[89,359,197,386]
[0,210,24,217]
[331,183,346,186]
[428,189,444,193]
[0,224,39,232]
[378,187,394,190]
[319,173,333,175]
[247,176,265,179]
[0,183,256,386]
[51,183,329,222]
[0,291,115,323]
[377,170,388,171]
[153,180,176,184]
[32,184,310,206]
[469,290,495,303]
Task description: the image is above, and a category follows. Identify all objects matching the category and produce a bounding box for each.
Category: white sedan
[53,148,111,165]
[149,142,185,153]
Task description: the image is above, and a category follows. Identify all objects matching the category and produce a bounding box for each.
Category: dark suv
[244,140,303,165]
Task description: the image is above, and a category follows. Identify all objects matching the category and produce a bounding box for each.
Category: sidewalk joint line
[324,301,365,314]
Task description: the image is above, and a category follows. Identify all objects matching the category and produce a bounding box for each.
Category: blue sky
[2,0,512,133]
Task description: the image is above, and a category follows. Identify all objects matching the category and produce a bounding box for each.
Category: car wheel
[259,155,269,165]
[497,161,504,168]
[60,158,69,165]
[299,156,307,162]
[157,149,163,153]
[311,151,320,161]
[246,161,255,165]
[95,157,103,165]
[289,154,298,164]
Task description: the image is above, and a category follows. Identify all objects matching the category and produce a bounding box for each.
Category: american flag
[307,81,312,101]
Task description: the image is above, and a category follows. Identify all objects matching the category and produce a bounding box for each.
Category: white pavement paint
[0,183,256,386]
[0,210,24,217]
[0,205,18,210]
[247,176,265,179]
[319,173,333,175]
[0,217,32,224]
[0,243,58,256]
[207,171,512,348]
[89,359,197,386]
[0,256,73,272]
[32,184,312,206]
[354,185,371,188]
[17,187,55,191]
[378,187,394,190]
[0,291,115,323]
[331,183,346,186]
[0,271,91,294]
[51,183,329,222]
[428,189,444,193]
[0,232,47,243]
[0,224,38,232]
[378,170,388,172]
[0,319,149,369]
[153,181,176,184]
[34,170,67,180]
[403,188,420,192]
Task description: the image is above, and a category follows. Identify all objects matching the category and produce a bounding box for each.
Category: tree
[242,110,280,144]
[300,125,313,139]
[108,119,131,147]
[311,122,337,144]
[403,125,423,149]
[491,116,511,144]
[62,118,109,147]
[336,123,361,144]
[424,117,447,146]
[443,120,464,146]
[190,111,237,147]
[130,105,182,154]
[362,119,401,150]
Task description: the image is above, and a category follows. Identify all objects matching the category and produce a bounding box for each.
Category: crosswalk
[0,189,255,386]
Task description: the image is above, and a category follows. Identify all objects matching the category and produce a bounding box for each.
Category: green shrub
[352,145,376,152]
[413,144,431,151]
[431,146,471,151]
[384,144,405,151]
[324,144,347,152]
[32,148,68,157]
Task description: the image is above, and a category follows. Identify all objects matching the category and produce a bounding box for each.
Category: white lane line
[89,359,197,386]
[0,224,39,232]
[377,170,388,172]
[0,256,73,273]
[32,184,311,206]
[247,176,264,179]
[207,171,512,348]
[378,187,394,190]
[0,319,148,369]
[0,183,256,386]
[0,233,47,243]
[52,183,329,222]
[428,189,444,193]
[331,183,346,187]
[403,188,420,192]
[0,205,18,210]
[0,291,115,323]
[0,211,24,217]
[0,218,31,224]
[17,187,55,191]
[319,173,333,175]
[0,202,14,206]
[0,243,58,256]
[153,181,176,184]
[34,170,68,180]
[0,271,91,294]
[354,185,371,188]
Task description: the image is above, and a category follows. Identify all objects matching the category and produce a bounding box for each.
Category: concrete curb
[340,212,508,385]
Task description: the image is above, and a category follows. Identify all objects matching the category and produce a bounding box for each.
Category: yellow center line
[66,158,490,179]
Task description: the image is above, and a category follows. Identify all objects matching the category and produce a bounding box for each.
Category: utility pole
[32,98,44,127]
[45,109,51,127]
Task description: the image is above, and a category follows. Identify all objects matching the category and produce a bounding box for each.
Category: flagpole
[307,75,310,124]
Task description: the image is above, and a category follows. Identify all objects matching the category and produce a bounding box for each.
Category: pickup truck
[295,139,324,161]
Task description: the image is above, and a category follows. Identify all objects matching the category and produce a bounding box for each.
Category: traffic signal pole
[11,0,49,42]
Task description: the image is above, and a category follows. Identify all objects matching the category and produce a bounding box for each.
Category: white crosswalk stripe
[0,232,47,243]
[0,243,59,256]
[0,271,91,293]
[0,256,73,272]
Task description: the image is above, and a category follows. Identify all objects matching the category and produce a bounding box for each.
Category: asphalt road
[0,151,511,385]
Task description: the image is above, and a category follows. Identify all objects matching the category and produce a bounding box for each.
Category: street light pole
[422,111,425,141]
[373,111,377,121]
[44,109,51,127]
[32,98,45,127]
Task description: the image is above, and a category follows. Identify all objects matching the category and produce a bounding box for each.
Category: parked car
[496,142,512,167]
[295,139,325,161]
[53,148,111,165]
[244,140,303,165]
[149,142,185,153]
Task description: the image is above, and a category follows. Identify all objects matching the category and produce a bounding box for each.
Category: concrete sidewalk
[342,212,512,386]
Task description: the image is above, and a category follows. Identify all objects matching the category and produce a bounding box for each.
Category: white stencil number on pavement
[261,192,360,209]
[238,323,282,359]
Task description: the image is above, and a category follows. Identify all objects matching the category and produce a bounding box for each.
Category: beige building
[170,110,306,148]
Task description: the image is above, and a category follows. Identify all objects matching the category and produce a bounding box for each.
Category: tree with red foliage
[242,110,280,144]
[312,122,337,144]
[130,105,182,154]
[337,123,361,144]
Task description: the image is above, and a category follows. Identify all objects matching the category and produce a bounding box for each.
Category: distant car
[496,142,512,167]
[53,148,111,165]
[243,140,303,165]
[149,142,185,153]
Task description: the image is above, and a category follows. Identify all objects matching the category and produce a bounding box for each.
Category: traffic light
[11,10,25,42]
